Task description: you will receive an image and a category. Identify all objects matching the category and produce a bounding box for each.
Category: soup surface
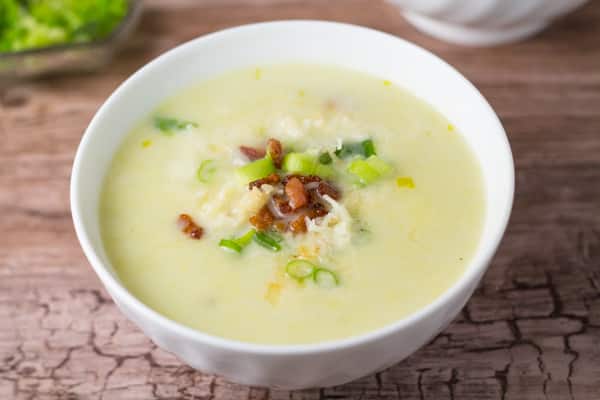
[100,64,485,344]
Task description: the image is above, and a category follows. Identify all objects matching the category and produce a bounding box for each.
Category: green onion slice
[347,159,380,185]
[267,230,284,243]
[347,156,393,185]
[253,231,282,252]
[362,139,376,157]
[282,152,336,178]
[286,259,316,281]
[154,116,198,135]
[218,230,256,253]
[236,157,275,183]
[236,229,256,246]
[366,155,392,175]
[218,239,243,253]
[313,268,339,288]
[196,160,217,183]
[334,139,377,159]
[318,152,333,165]
[334,142,363,159]
[282,152,317,175]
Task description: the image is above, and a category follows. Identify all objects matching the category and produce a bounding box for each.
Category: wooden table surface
[1,1,599,399]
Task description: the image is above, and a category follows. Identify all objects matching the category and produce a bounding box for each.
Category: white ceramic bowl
[387,0,589,46]
[71,21,514,389]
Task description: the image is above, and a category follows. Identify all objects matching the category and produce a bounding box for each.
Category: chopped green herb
[313,268,339,288]
[236,229,256,246]
[286,259,316,281]
[362,139,376,157]
[334,142,363,159]
[236,157,275,183]
[154,116,198,135]
[196,160,217,183]
[314,163,335,178]
[347,156,393,185]
[365,155,392,175]
[347,159,380,185]
[396,177,415,188]
[318,152,333,165]
[218,239,243,253]
[282,152,317,175]
[218,230,256,254]
[266,230,284,243]
[334,139,376,159]
[282,152,335,178]
[253,231,282,252]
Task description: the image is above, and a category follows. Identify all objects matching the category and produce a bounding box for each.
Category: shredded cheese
[295,195,353,259]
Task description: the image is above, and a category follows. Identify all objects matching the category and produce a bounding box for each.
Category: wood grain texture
[1,0,599,399]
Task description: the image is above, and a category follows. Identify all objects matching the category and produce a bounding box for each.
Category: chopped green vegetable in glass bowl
[0,0,142,82]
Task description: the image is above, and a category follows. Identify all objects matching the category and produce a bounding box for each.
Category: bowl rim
[71,20,514,356]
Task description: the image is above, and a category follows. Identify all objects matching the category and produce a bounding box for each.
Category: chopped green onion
[282,152,336,178]
[286,259,316,281]
[347,156,393,185]
[236,157,275,183]
[267,230,284,243]
[196,160,217,183]
[154,116,198,135]
[236,229,256,246]
[347,159,381,185]
[253,231,282,252]
[362,139,376,157]
[396,177,415,188]
[334,142,364,159]
[366,156,392,175]
[314,164,335,178]
[318,152,333,165]
[218,230,256,253]
[334,139,377,159]
[218,239,243,253]
[282,152,317,175]
[313,268,339,288]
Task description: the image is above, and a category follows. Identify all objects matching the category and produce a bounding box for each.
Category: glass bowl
[0,0,143,84]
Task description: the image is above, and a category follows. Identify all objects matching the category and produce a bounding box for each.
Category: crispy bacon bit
[284,174,322,185]
[243,161,342,234]
[248,173,280,190]
[311,208,329,219]
[285,177,308,210]
[288,213,308,234]
[308,202,328,219]
[266,138,284,169]
[317,181,341,200]
[273,220,288,232]
[271,194,293,215]
[177,214,204,240]
[240,145,266,161]
[249,205,274,231]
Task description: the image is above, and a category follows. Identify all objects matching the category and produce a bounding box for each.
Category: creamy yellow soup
[100,64,485,345]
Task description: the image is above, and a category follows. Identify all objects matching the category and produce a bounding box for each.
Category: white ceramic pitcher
[387,0,589,46]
